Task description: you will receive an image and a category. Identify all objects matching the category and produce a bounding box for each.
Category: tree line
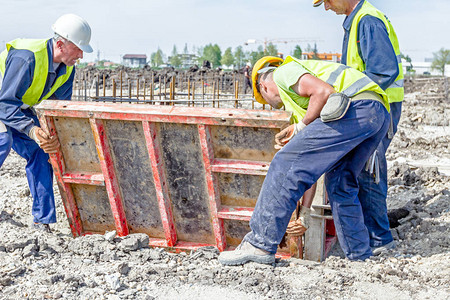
[149,43,313,69]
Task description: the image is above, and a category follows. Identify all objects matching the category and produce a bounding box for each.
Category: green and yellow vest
[346,1,403,103]
[273,56,389,123]
[0,39,74,107]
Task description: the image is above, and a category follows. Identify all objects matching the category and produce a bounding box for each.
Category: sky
[1,0,449,63]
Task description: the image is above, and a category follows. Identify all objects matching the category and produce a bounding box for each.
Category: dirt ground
[0,78,449,300]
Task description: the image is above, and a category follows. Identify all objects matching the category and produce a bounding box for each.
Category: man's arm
[358,15,399,90]
[291,74,335,125]
[274,74,335,148]
[0,52,36,134]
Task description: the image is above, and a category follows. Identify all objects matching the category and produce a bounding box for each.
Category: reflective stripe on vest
[273,56,389,122]
[0,39,74,107]
[346,0,404,103]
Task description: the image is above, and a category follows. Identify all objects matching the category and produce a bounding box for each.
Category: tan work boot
[218,240,275,266]
[372,241,396,256]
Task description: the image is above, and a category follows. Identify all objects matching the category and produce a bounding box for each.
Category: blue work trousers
[244,100,390,260]
[357,101,402,247]
[0,109,56,224]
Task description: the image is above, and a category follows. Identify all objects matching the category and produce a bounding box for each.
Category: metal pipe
[103,74,106,98]
[159,75,162,101]
[187,78,191,101]
[143,79,146,100]
[136,79,140,100]
[96,74,99,99]
[192,81,195,107]
[112,79,116,99]
[212,81,215,107]
[120,71,123,98]
[128,78,132,102]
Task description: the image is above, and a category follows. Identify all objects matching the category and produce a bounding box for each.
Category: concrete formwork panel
[36,100,333,260]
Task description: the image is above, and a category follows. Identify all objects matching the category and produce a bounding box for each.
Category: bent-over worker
[219,56,390,265]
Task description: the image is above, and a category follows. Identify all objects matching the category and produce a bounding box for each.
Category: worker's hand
[274,121,306,149]
[286,206,311,236]
[28,126,60,154]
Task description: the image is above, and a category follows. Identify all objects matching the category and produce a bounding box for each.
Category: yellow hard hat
[312,0,324,7]
[252,56,284,105]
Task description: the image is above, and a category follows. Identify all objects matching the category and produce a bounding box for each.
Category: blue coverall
[342,0,402,247]
[245,98,390,260]
[0,39,75,224]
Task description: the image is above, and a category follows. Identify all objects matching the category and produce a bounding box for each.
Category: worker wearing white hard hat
[0,14,93,232]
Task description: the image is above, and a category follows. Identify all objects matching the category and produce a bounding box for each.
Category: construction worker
[0,14,93,232]
[243,62,252,94]
[218,56,390,265]
[313,0,403,254]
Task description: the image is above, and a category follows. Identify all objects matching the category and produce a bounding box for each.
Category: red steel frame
[38,100,328,256]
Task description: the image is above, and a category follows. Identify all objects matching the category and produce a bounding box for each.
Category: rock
[105,273,121,290]
[105,230,117,242]
[6,237,37,252]
[117,262,130,275]
[0,276,13,286]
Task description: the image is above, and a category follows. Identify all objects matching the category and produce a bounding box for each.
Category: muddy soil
[0,78,449,300]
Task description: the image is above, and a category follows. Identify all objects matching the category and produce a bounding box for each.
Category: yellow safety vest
[273,56,389,123]
[0,39,74,107]
[346,0,404,103]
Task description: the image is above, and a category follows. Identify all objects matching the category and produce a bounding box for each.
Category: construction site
[0,0,450,299]
[0,66,449,299]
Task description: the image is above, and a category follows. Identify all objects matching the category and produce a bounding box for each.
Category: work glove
[274,121,306,149]
[28,126,60,154]
[286,205,311,236]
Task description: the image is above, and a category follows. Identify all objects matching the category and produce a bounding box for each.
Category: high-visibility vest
[346,0,404,103]
[273,56,389,123]
[0,39,74,107]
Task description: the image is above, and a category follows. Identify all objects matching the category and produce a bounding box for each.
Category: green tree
[169,45,182,68]
[293,45,303,59]
[151,48,164,67]
[431,48,450,76]
[234,46,246,69]
[221,47,235,68]
[200,44,222,68]
[305,43,313,52]
[265,43,278,56]
[183,43,189,54]
[400,53,413,72]
[249,45,265,66]
[312,43,320,60]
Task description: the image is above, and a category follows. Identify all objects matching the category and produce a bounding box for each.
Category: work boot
[31,222,51,233]
[372,241,396,256]
[218,240,275,266]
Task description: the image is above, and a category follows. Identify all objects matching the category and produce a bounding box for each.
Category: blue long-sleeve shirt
[0,39,75,135]
[341,0,399,90]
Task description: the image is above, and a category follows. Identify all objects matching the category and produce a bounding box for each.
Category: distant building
[180,53,199,68]
[403,59,450,76]
[302,52,342,63]
[122,54,147,68]
[167,53,199,68]
[103,61,116,67]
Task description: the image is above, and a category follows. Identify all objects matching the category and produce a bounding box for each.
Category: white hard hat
[52,14,93,53]
[246,62,252,67]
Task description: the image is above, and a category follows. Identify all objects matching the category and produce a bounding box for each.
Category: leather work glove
[28,126,60,154]
[286,205,311,236]
[274,121,306,149]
